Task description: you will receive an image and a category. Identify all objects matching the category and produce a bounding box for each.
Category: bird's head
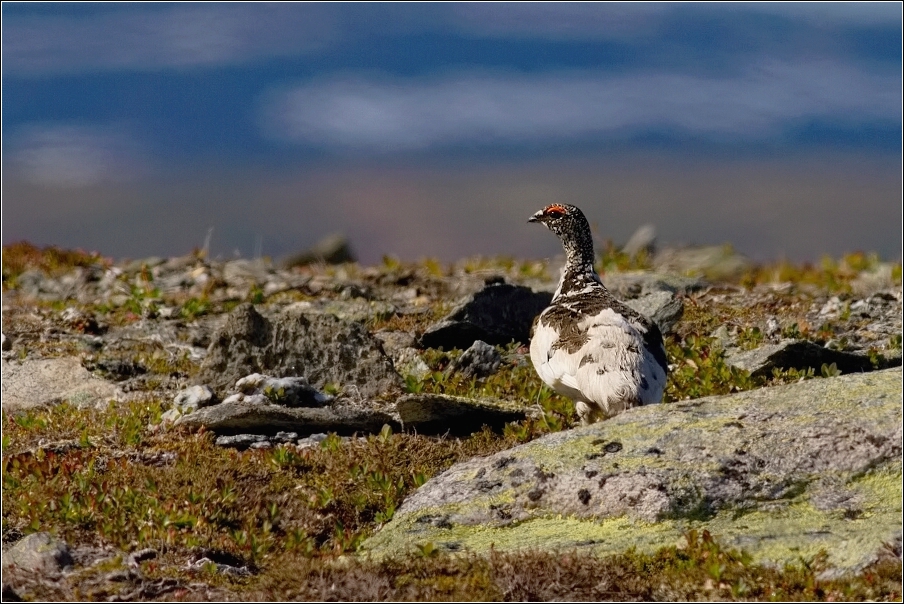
[528,203,587,239]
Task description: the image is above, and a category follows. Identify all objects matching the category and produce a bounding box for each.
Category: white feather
[530,307,665,421]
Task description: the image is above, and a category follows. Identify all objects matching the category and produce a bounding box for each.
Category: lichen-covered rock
[196,303,401,398]
[363,368,903,573]
[419,283,551,350]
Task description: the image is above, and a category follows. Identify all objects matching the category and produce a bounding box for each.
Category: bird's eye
[545,205,566,218]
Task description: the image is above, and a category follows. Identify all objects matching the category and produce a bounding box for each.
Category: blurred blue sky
[2,3,902,262]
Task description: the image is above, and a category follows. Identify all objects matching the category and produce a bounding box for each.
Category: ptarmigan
[528,203,668,424]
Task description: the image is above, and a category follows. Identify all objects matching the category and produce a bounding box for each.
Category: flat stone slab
[363,368,902,573]
[397,393,532,435]
[1,358,123,412]
[176,399,398,436]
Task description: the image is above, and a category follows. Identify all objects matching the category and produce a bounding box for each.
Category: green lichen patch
[364,369,902,574]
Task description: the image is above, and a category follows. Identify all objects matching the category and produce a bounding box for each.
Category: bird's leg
[575,401,594,425]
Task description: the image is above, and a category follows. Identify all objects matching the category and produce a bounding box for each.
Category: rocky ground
[1,240,901,601]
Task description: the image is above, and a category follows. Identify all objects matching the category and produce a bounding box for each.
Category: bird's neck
[554,235,603,298]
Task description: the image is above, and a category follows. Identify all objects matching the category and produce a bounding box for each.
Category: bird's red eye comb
[545,204,567,217]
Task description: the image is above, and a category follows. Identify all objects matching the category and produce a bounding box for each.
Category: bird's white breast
[530,306,665,417]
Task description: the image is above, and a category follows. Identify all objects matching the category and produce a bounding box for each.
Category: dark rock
[419,283,551,350]
[85,358,147,381]
[284,233,355,267]
[726,339,896,377]
[449,340,502,379]
[196,304,401,398]
[397,393,529,435]
[1,583,22,602]
[177,399,399,436]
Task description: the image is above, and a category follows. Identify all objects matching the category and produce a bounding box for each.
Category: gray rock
[374,330,418,356]
[393,348,432,381]
[2,533,73,574]
[213,430,302,450]
[222,258,272,288]
[622,291,684,334]
[235,373,332,408]
[1,332,11,352]
[725,339,891,377]
[284,233,355,267]
[283,299,396,323]
[709,325,733,351]
[397,393,531,435]
[621,224,656,257]
[1,358,123,412]
[653,245,752,280]
[196,303,401,398]
[215,434,269,450]
[158,408,183,425]
[420,283,551,350]
[449,340,502,379]
[297,433,329,448]
[173,385,217,412]
[177,399,399,436]
[127,548,157,568]
[597,271,705,298]
[364,368,903,573]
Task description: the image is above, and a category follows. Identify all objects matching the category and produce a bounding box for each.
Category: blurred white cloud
[451,2,901,40]
[7,125,151,187]
[260,60,900,151]
[2,4,336,75]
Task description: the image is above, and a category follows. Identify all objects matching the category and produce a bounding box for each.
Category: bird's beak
[528,211,542,223]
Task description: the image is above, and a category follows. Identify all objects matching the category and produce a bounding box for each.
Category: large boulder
[419,283,551,350]
[363,368,902,573]
[196,304,401,399]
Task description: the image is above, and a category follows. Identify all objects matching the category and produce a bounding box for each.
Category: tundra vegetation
[2,241,901,601]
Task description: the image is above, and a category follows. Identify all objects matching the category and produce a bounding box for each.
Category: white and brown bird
[528,203,668,424]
